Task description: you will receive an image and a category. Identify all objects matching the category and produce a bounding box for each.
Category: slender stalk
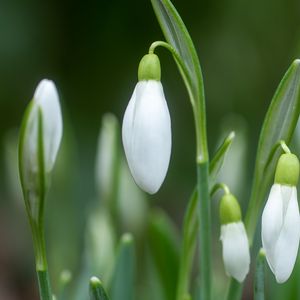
[150,40,211,300]
[226,279,242,300]
[197,161,211,300]
[37,270,52,300]
[31,224,53,300]
[254,249,266,300]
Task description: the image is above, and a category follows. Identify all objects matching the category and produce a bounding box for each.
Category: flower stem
[254,249,266,300]
[197,161,211,300]
[30,222,52,300]
[37,270,52,300]
[150,39,211,300]
[211,183,230,197]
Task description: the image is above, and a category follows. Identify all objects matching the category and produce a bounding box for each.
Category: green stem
[254,249,266,300]
[149,41,208,162]
[150,40,210,300]
[30,222,52,300]
[226,279,242,300]
[210,183,230,197]
[37,270,52,300]
[197,162,211,300]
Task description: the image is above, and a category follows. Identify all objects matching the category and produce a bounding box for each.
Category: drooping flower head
[122,54,171,194]
[219,192,250,282]
[262,152,300,283]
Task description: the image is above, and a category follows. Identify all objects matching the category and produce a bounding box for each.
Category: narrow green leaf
[176,190,198,300]
[254,249,265,300]
[245,60,300,242]
[148,209,180,300]
[110,233,135,300]
[89,277,110,300]
[209,131,235,188]
[150,0,208,160]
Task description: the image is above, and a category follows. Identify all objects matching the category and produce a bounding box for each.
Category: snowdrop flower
[122,53,171,194]
[262,152,300,283]
[219,192,250,282]
[19,79,62,220]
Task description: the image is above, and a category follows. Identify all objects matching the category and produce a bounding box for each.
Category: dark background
[1,0,300,299]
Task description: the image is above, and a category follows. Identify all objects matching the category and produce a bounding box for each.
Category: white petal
[34,79,62,172]
[273,186,300,283]
[122,80,171,194]
[261,184,283,272]
[220,222,250,282]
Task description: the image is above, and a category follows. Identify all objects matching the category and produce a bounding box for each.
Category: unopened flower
[122,54,171,194]
[19,79,62,219]
[219,193,250,282]
[262,153,300,283]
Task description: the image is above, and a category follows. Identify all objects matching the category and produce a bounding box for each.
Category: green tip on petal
[220,193,242,225]
[275,153,299,186]
[138,54,161,81]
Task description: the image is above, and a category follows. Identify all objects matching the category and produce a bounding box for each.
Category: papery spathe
[122,80,171,194]
[220,221,250,282]
[262,183,300,283]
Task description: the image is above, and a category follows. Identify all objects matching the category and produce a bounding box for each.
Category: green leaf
[89,277,110,300]
[148,209,180,300]
[209,131,235,189]
[245,60,300,242]
[176,190,198,300]
[150,0,208,160]
[110,233,135,300]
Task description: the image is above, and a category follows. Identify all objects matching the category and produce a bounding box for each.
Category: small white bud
[220,221,250,282]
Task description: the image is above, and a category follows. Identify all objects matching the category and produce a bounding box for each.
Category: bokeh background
[1,0,300,299]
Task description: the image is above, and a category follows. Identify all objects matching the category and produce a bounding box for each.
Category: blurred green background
[1,0,300,299]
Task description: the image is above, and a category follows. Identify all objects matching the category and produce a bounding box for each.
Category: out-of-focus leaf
[176,190,198,300]
[245,60,300,242]
[209,131,235,189]
[148,209,180,300]
[89,277,110,300]
[150,0,207,160]
[110,233,136,300]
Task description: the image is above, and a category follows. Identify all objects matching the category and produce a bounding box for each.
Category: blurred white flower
[19,79,62,219]
[262,183,300,283]
[220,221,250,282]
[122,80,171,194]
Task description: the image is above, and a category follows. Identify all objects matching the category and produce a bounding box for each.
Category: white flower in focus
[122,80,171,194]
[122,53,171,194]
[262,184,300,283]
[220,221,250,282]
[261,152,300,283]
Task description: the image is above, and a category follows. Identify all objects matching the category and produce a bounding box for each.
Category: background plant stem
[197,161,211,300]
[37,270,52,300]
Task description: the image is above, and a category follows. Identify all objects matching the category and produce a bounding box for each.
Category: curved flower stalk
[122,54,171,194]
[219,191,250,282]
[262,152,300,283]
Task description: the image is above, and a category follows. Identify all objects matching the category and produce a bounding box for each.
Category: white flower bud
[19,79,62,219]
[122,80,171,194]
[220,221,250,282]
